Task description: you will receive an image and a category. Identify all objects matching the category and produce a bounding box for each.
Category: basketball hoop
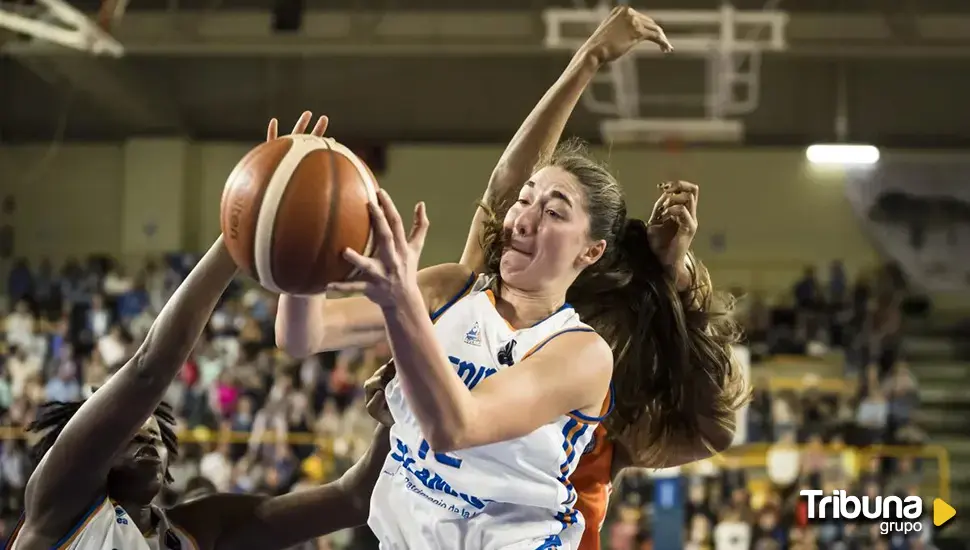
[97,0,128,33]
[661,136,685,182]
[661,136,685,155]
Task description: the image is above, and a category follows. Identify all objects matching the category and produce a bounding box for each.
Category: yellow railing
[2,426,947,501]
[685,443,951,503]
[0,425,334,446]
[767,376,854,393]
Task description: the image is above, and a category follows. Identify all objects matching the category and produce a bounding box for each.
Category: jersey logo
[464,322,482,346]
[114,507,129,526]
[497,339,516,366]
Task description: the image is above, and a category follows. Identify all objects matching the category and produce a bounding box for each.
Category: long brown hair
[479,138,748,465]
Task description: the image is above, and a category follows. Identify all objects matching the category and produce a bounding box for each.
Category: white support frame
[0,0,124,56]
[542,4,788,144]
[543,6,788,55]
[601,118,744,144]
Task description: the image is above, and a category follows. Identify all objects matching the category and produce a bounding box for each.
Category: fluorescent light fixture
[805,144,880,165]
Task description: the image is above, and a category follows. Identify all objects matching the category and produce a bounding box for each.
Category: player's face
[500,166,604,291]
[107,416,169,502]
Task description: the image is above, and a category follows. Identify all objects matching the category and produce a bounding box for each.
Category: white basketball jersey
[7,497,198,550]
[368,274,613,550]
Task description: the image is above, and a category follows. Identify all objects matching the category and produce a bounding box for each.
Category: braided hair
[26,399,180,483]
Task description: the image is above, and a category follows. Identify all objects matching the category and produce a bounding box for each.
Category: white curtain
[843,159,970,292]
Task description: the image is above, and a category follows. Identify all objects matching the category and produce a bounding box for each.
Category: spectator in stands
[827,260,848,310]
[199,438,233,492]
[6,346,40,400]
[95,323,127,366]
[609,503,641,550]
[884,360,919,440]
[83,293,111,345]
[869,291,904,376]
[43,361,80,402]
[4,301,33,350]
[827,260,850,348]
[0,440,28,514]
[746,381,773,443]
[713,507,751,550]
[32,259,56,317]
[793,266,820,311]
[856,384,890,445]
[771,391,798,441]
[6,259,33,307]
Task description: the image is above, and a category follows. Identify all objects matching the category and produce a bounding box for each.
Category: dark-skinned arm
[458,49,601,270]
[175,425,391,550]
[24,237,238,538]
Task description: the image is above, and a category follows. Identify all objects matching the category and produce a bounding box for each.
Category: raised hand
[647,180,698,290]
[266,111,329,141]
[581,5,673,64]
[327,190,430,311]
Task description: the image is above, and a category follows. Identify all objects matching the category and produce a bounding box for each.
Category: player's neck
[495,284,564,329]
[119,500,155,534]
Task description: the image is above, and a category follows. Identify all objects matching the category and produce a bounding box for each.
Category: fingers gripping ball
[220,135,379,295]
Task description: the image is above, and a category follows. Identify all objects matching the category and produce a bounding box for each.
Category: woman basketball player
[452,8,747,550]
[279,7,746,549]
[276,8,745,550]
[7,113,393,550]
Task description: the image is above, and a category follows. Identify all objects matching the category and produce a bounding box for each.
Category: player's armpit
[192,426,391,550]
[442,330,613,452]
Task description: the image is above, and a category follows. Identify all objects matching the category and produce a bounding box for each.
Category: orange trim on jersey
[171,525,201,550]
[55,497,110,549]
[482,289,516,331]
[560,418,587,475]
[572,424,615,550]
[4,514,25,550]
[567,385,614,425]
[519,326,596,361]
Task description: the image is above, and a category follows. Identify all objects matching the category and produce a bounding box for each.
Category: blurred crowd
[737,260,914,375]
[0,255,932,549]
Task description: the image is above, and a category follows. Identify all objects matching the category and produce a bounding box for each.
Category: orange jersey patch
[571,423,614,550]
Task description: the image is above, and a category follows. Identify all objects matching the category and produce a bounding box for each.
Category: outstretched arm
[458,51,600,271]
[24,237,238,536]
[459,6,671,271]
[178,369,397,550]
[175,425,391,550]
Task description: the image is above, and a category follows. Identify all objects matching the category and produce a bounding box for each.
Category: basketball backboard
[542,3,789,145]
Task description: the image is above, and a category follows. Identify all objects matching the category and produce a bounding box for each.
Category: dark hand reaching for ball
[326,190,429,312]
[364,361,396,427]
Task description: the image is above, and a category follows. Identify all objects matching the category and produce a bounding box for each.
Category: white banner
[731,344,751,447]
[844,160,970,292]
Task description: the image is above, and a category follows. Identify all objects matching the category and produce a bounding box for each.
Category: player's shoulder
[417,263,476,314]
[535,327,612,367]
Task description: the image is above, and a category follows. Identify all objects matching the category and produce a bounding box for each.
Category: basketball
[220,135,379,295]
